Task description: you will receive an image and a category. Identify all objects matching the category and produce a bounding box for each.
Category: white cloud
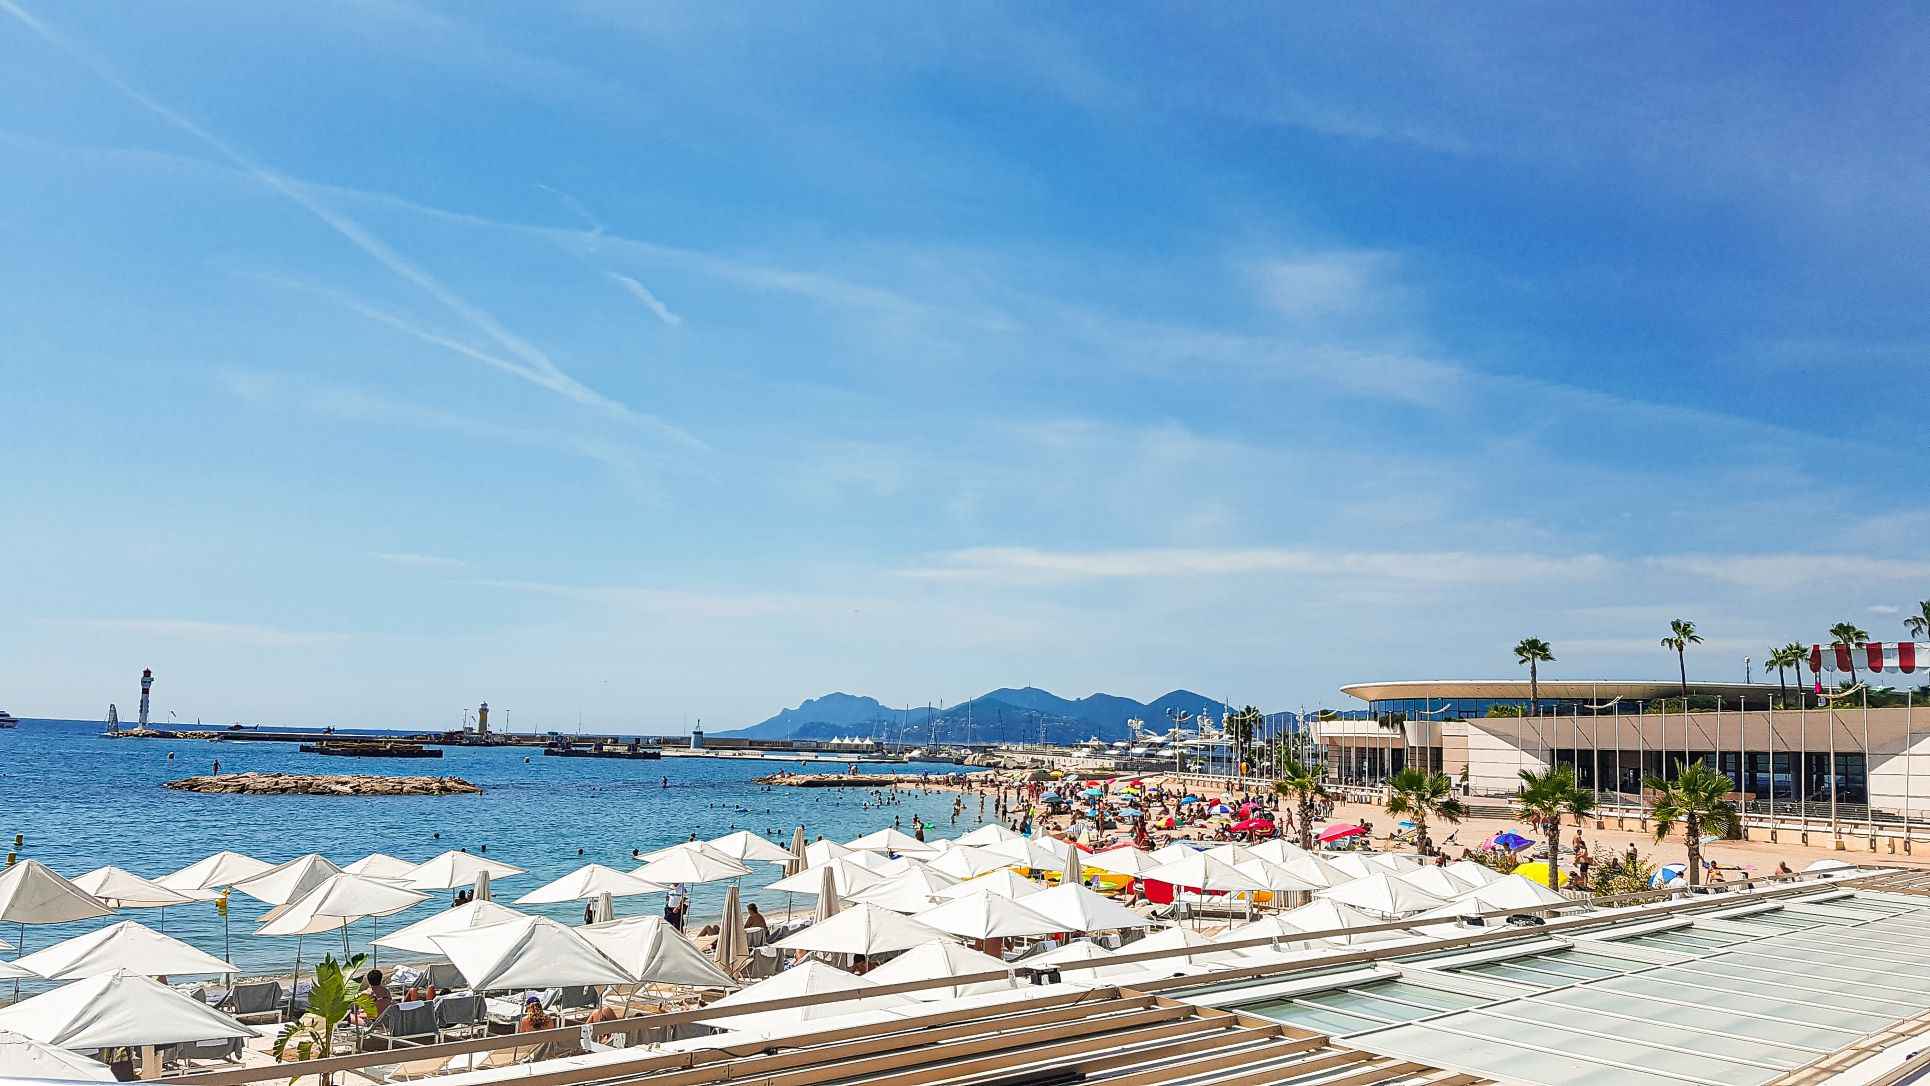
[1870,604,1902,615]
[1250,250,1399,320]
[607,273,683,326]
[900,545,1614,586]
[1647,554,1930,590]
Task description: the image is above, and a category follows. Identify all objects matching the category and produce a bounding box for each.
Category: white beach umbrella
[845,828,936,855]
[1246,839,1311,865]
[814,866,841,925]
[715,884,746,978]
[1441,860,1507,889]
[773,902,942,958]
[1098,926,1219,977]
[912,891,1059,940]
[1203,843,1269,866]
[1059,841,1084,888]
[925,846,1007,880]
[406,851,524,892]
[1084,847,1163,878]
[579,916,735,989]
[255,874,429,937]
[0,970,250,1049]
[707,831,797,866]
[0,961,30,980]
[1278,898,1409,946]
[802,840,855,867]
[1318,873,1448,918]
[1213,913,1335,951]
[515,864,663,905]
[13,922,233,981]
[67,868,194,911]
[342,854,419,881]
[1020,884,1156,933]
[372,899,525,955]
[982,838,1066,870]
[1451,874,1571,912]
[868,856,936,879]
[866,940,1014,1000]
[785,828,807,876]
[1232,860,1322,895]
[705,960,912,1034]
[848,869,958,914]
[1365,853,1425,873]
[0,862,112,925]
[1805,858,1855,873]
[954,824,1021,847]
[1150,843,1202,864]
[156,851,274,896]
[0,1027,115,1082]
[768,858,885,897]
[1323,854,1385,881]
[934,870,1044,901]
[230,854,342,906]
[428,915,633,990]
[1025,938,1114,968]
[1396,866,1480,899]
[1270,851,1349,889]
[1143,853,1267,895]
[632,843,752,886]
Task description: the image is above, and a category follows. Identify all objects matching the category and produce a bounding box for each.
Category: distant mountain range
[719,687,1273,745]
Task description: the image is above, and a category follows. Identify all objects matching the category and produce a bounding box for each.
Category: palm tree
[1829,621,1871,688]
[273,952,376,1085]
[1906,601,1930,642]
[1513,638,1554,716]
[1660,619,1702,701]
[1385,767,1464,856]
[1645,761,1738,889]
[1515,765,1594,887]
[1782,641,1810,707]
[1765,644,1799,708]
[1274,756,1329,851]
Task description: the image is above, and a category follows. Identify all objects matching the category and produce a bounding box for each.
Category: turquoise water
[0,719,992,989]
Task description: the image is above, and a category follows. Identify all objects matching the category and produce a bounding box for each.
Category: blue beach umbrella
[1116,808,1143,819]
[1041,792,1061,802]
[1651,863,1687,888]
[1181,795,1200,804]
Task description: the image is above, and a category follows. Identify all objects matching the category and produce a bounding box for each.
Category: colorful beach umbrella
[1316,824,1367,844]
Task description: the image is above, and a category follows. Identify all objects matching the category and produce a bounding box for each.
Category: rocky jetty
[757,771,970,788]
[165,772,482,796]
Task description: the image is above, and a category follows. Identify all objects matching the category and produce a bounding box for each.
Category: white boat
[0,710,17,728]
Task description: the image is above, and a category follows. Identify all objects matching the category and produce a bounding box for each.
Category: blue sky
[5,3,1928,732]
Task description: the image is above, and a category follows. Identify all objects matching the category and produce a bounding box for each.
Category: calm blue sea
[0,719,992,990]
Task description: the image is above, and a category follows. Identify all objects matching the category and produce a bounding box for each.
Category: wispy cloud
[607,272,683,326]
[900,545,1615,586]
[1870,604,1902,615]
[47,618,345,648]
[376,552,470,570]
[1646,554,1930,590]
[0,1,690,445]
[1249,250,1401,321]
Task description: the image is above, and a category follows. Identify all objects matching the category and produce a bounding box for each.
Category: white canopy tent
[933,870,1044,901]
[912,891,1059,940]
[514,865,663,905]
[0,1027,115,1082]
[632,843,752,886]
[229,854,342,906]
[772,903,942,958]
[68,868,194,911]
[1019,884,1156,933]
[155,852,273,898]
[428,916,633,991]
[256,874,429,938]
[0,970,251,1049]
[578,916,735,989]
[13,922,233,981]
[866,940,1015,1000]
[372,900,525,956]
[705,831,796,866]
[406,852,524,892]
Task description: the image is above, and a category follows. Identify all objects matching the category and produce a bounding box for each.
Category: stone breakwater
[165,772,483,796]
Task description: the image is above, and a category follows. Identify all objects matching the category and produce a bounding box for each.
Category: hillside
[720,687,1252,744]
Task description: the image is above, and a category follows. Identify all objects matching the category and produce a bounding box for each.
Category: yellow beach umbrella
[1512,861,1566,888]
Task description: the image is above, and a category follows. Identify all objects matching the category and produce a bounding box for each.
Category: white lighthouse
[138,668,154,728]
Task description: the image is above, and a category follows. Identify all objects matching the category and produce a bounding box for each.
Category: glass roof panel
[1350,1023,1696,1086]
[1544,987,1846,1051]
[1503,1000,1804,1070]
[1600,974,1889,1030]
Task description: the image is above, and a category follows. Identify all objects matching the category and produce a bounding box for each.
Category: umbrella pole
[288,936,304,1018]
[12,922,22,1000]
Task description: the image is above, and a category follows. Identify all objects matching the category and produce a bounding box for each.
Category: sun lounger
[224,980,285,1022]
[425,963,466,991]
[433,993,485,1038]
[369,1000,441,1048]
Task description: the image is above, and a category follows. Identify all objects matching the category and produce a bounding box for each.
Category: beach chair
[369,1001,440,1049]
[193,984,230,1007]
[554,985,600,1013]
[433,993,485,1039]
[225,981,284,1022]
[172,1036,244,1066]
